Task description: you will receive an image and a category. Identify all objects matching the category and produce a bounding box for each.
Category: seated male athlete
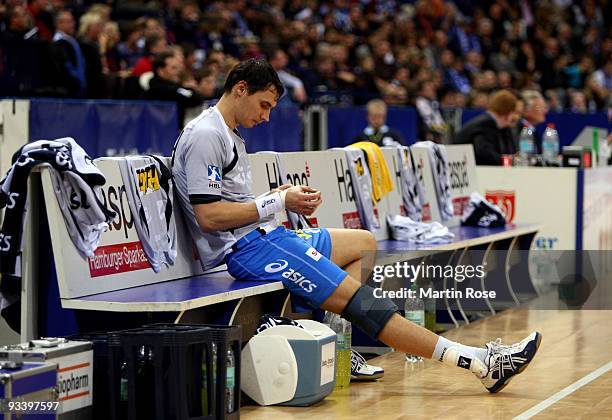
[171,59,541,393]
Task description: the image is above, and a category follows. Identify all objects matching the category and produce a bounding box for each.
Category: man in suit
[453,90,519,165]
[147,51,204,124]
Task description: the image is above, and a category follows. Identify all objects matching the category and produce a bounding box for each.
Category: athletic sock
[432,336,488,376]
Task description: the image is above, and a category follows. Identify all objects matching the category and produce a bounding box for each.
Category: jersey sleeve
[184,127,227,204]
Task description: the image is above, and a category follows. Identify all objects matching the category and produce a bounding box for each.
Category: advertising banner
[476,167,577,250]
[583,167,612,250]
[42,158,203,299]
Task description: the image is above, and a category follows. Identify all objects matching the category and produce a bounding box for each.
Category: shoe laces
[488,352,519,378]
[487,338,523,355]
[351,349,366,371]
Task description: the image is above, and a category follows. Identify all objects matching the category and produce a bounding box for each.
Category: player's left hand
[299,186,322,215]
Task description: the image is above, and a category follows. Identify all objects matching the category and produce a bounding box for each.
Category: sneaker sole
[487,332,542,393]
[351,372,384,381]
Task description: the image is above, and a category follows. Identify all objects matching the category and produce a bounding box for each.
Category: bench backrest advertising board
[42,158,204,299]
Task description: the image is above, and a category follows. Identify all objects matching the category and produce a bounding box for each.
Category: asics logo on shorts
[265,260,289,273]
[264,259,318,294]
[281,269,317,293]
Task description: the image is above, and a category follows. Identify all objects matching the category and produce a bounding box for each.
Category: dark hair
[144,34,162,54]
[152,51,174,74]
[223,59,284,98]
[194,68,213,82]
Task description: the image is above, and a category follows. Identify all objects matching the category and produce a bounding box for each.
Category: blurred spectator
[498,71,513,90]
[52,9,85,96]
[588,58,612,108]
[132,34,168,77]
[193,68,218,99]
[537,37,563,91]
[269,49,307,105]
[443,53,470,95]
[77,12,105,98]
[468,90,489,108]
[27,0,54,40]
[99,21,122,74]
[147,51,204,124]
[4,5,37,40]
[415,80,448,143]
[448,19,481,56]
[545,89,564,113]
[489,40,517,76]
[172,1,206,48]
[521,90,549,129]
[116,21,144,70]
[372,38,396,81]
[568,89,589,113]
[354,99,404,146]
[563,56,594,89]
[453,90,518,165]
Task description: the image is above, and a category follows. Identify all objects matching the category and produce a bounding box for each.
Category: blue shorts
[225,227,348,312]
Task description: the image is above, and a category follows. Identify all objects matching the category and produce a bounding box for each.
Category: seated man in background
[146,50,204,125]
[172,59,541,393]
[453,89,518,165]
[355,99,404,146]
[521,90,549,130]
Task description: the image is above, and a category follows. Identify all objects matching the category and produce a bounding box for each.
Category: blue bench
[22,150,541,341]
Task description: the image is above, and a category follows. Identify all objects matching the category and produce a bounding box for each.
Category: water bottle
[119,357,129,417]
[517,124,535,166]
[324,312,351,388]
[592,128,599,166]
[225,347,235,413]
[200,347,209,416]
[136,346,155,418]
[404,282,424,362]
[422,280,437,332]
[542,123,560,165]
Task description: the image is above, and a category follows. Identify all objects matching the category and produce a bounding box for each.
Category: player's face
[238,85,278,128]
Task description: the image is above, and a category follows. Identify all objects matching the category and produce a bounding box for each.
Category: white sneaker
[478,332,542,393]
[350,349,384,381]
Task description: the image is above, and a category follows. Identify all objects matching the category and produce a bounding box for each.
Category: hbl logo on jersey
[207,165,221,190]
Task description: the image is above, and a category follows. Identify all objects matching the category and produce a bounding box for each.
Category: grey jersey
[396,146,425,222]
[343,147,380,232]
[415,141,453,221]
[119,156,177,273]
[172,106,274,270]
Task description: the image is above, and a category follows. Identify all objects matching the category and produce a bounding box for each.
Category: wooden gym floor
[242,296,612,419]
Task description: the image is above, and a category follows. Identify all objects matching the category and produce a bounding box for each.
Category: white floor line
[514,360,612,420]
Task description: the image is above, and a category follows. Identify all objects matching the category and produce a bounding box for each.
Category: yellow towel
[348,141,393,204]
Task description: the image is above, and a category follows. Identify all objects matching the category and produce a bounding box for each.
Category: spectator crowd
[1,0,611,125]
